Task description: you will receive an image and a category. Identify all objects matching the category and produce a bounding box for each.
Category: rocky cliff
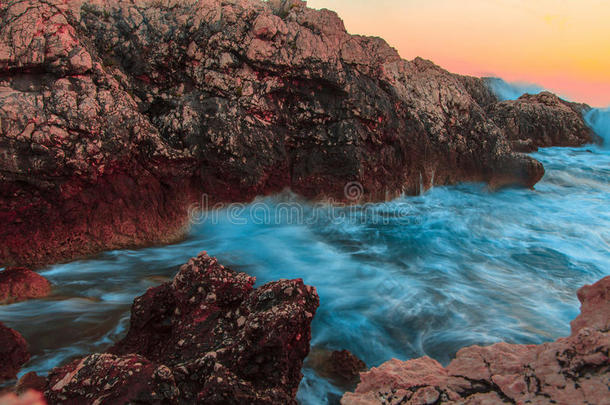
[342,276,610,405]
[1,0,598,267]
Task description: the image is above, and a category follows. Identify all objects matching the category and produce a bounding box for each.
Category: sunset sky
[307,0,610,107]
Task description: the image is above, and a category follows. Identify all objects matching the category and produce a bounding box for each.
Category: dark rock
[0,0,551,267]
[0,268,51,304]
[15,373,47,395]
[307,348,367,391]
[0,323,30,382]
[487,92,597,152]
[342,276,610,405]
[44,252,319,404]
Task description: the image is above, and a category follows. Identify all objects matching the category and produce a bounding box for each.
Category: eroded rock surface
[44,252,319,404]
[0,0,552,267]
[488,92,595,152]
[0,268,51,304]
[342,276,610,405]
[0,323,30,382]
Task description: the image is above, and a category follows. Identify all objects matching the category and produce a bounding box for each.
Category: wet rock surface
[0,0,557,267]
[308,348,367,391]
[43,252,319,404]
[0,268,51,304]
[487,92,596,152]
[341,276,610,405]
[0,323,30,382]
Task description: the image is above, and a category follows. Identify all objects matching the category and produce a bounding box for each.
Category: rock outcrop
[0,0,551,267]
[44,252,319,404]
[342,276,610,405]
[487,92,596,152]
[0,0,198,268]
[0,323,30,382]
[0,268,51,304]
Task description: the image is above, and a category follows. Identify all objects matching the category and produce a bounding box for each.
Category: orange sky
[307,0,610,107]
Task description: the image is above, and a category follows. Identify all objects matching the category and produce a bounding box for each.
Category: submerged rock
[0,323,30,382]
[488,92,596,152]
[0,0,552,267]
[308,348,367,391]
[44,252,319,404]
[0,268,51,304]
[341,276,610,405]
[15,373,47,396]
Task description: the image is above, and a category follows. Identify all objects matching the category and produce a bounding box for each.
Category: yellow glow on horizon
[307,0,610,107]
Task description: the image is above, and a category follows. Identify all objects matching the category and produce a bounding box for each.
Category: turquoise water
[1,111,608,403]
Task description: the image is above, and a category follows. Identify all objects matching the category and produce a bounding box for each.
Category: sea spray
[485,77,544,101]
[585,108,610,147]
[486,78,610,149]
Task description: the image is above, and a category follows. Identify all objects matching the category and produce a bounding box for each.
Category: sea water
[1,110,608,404]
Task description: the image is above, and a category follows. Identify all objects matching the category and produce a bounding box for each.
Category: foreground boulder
[44,252,319,404]
[0,0,549,267]
[488,92,596,152]
[342,276,610,404]
[0,268,51,304]
[0,323,30,382]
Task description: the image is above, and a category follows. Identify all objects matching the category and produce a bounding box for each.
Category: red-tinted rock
[342,276,610,405]
[488,92,596,152]
[0,323,30,382]
[0,268,51,304]
[45,252,319,404]
[571,275,610,336]
[0,0,551,267]
[0,0,197,268]
[308,348,367,390]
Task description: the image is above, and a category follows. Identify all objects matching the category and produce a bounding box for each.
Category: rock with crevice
[341,276,610,405]
[43,252,319,404]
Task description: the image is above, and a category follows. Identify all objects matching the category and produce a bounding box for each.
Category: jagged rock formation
[0,0,552,267]
[0,322,30,382]
[487,92,596,152]
[0,268,51,304]
[43,252,319,404]
[342,276,610,405]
